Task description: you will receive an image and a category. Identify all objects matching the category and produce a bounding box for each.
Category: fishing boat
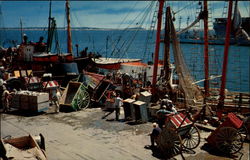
[16,0,74,63]
[93,57,141,70]
[177,1,250,46]
[91,0,249,111]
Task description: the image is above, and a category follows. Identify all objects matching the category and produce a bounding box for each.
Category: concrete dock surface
[1,108,249,160]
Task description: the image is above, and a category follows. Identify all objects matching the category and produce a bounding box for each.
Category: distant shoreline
[0,27,146,31]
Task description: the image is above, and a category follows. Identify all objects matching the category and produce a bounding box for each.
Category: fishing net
[169,15,204,105]
[177,15,201,35]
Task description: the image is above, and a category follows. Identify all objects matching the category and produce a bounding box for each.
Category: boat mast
[20,18,23,43]
[152,0,164,93]
[66,0,73,54]
[163,6,171,81]
[203,0,209,102]
[47,0,52,52]
[218,0,233,108]
[178,16,182,31]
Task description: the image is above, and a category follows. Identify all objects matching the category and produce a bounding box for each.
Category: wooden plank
[14,70,20,78]
[195,123,216,131]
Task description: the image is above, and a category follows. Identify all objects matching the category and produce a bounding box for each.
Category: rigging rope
[109,1,155,59]
[176,11,202,35]
[143,1,157,62]
[117,2,155,60]
[116,1,139,30]
[169,12,203,105]
[173,2,195,15]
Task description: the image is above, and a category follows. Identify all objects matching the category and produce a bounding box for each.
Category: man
[2,85,10,112]
[157,95,178,128]
[114,93,123,121]
[167,103,177,114]
[160,94,172,108]
[0,79,4,109]
[161,94,177,113]
[0,67,4,79]
[149,123,162,147]
[156,105,169,129]
[52,89,61,113]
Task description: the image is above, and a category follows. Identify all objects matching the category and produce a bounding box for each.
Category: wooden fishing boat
[33,53,59,62]
[33,53,73,62]
[93,57,141,70]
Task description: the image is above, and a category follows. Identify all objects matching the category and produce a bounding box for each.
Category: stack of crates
[132,100,148,123]
[29,92,50,112]
[13,91,49,112]
[123,98,135,120]
[138,91,152,107]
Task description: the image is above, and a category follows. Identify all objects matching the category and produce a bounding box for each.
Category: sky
[0,1,249,29]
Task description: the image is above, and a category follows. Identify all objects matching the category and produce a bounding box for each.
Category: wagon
[157,112,200,158]
[59,81,90,111]
[0,134,46,160]
[77,71,111,103]
[207,113,244,155]
[59,71,111,111]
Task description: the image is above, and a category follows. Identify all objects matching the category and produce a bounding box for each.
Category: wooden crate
[20,95,29,103]
[133,100,148,123]
[11,94,20,108]
[138,91,152,104]
[29,93,49,104]
[123,98,135,120]
[148,105,160,118]
[20,102,29,110]
[29,101,49,112]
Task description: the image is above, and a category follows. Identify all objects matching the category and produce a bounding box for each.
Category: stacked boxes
[11,93,20,109]
[13,91,49,112]
[29,93,50,112]
[121,91,152,123]
[132,100,148,123]
[123,98,135,120]
[138,91,152,105]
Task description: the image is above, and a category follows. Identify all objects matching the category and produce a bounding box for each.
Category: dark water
[1,29,249,93]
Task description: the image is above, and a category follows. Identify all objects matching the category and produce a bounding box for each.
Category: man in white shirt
[114,93,123,121]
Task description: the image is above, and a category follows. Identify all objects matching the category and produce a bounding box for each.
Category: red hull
[96,63,121,70]
[33,54,59,62]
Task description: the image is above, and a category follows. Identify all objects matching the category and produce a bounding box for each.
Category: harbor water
[1,29,250,93]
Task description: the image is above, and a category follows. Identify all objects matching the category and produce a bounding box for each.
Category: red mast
[218,0,233,108]
[203,0,209,100]
[152,0,164,93]
[66,0,73,54]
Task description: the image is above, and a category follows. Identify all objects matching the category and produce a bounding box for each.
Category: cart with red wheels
[157,113,201,158]
[207,113,244,155]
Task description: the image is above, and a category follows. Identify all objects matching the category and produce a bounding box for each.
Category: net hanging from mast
[176,14,202,35]
[169,13,204,105]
